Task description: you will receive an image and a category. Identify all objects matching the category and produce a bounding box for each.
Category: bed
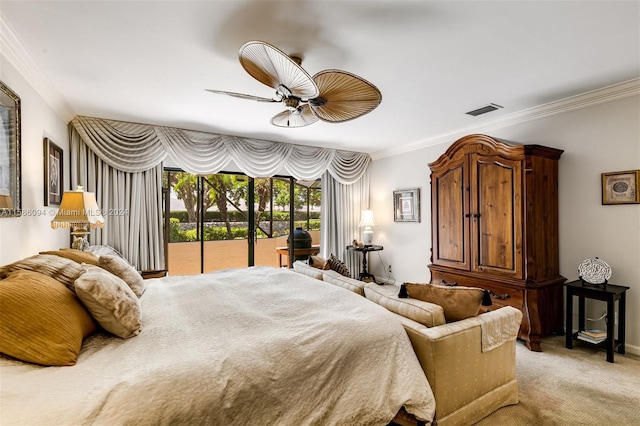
[0,265,435,425]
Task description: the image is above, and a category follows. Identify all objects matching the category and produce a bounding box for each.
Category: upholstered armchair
[365,283,522,426]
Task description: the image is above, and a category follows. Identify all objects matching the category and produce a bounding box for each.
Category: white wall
[0,55,70,264]
[370,94,640,353]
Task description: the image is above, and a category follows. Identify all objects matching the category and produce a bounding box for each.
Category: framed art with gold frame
[601,170,640,205]
[0,81,21,217]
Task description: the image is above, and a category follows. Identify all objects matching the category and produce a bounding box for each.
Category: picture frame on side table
[602,170,639,205]
[393,187,420,222]
[44,138,63,206]
[0,81,21,217]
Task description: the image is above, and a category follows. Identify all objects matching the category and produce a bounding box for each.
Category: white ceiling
[2,1,639,157]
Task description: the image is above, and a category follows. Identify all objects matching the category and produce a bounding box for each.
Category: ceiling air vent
[465,103,503,116]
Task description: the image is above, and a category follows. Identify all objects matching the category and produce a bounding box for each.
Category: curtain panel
[320,170,370,277]
[70,128,164,270]
[70,116,371,274]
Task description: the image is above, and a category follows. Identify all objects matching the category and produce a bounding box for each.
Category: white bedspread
[1,266,435,425]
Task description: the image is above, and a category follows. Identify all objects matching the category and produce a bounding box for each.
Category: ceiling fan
[206,41,382,128]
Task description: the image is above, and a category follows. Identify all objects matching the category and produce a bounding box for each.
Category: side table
[346,245,383,283]
[564,280,629,363]
[276,245,320,268]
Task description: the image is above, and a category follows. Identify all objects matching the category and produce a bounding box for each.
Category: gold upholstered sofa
[292,261,523,426]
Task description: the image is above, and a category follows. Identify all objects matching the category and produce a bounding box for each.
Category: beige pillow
[74,265,142,338]
[364,283,445,327]
[0,254,85,290]
[85,244,133,265]
[0,270,96,366]
[405,282,484,322]
[40,249,100,266]
[99,255,145,297]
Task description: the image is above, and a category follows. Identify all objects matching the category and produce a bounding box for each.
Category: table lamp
[0,194,13,208]
[358,209,377,246]
[51,186,105,250]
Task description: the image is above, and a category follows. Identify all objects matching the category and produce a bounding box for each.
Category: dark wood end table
[346,244,383,283]
[564,280,629,363]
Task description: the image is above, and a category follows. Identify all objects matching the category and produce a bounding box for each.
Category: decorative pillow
[74,265,142,338]
[0,270,96,366]
[40,249,100,266]
[322,269,366,296]
[364,283,445,327]
[308,255,326,269]
[324,254,351,278]
[0,254,85,290]
[85,244,134,266]
[405,282,484,322]
[98,255,145,297]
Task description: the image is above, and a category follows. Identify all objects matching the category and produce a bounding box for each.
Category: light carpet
[474,335,640,425]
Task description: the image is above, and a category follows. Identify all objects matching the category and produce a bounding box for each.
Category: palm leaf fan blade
[310,70,382,123]
[239,41,318,99]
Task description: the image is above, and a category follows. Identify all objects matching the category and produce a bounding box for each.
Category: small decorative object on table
[578,257,612,287]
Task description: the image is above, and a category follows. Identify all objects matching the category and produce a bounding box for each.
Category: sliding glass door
[163,170,321,275]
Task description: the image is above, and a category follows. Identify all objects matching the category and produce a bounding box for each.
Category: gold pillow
[0,270,96,366]
[98,255,145,298]
[0,254,85,290]
[40,249,100,266]
[74,265,142,338]
[405,282,484,322]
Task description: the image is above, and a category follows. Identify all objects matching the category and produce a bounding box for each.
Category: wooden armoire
[428,134,565,351]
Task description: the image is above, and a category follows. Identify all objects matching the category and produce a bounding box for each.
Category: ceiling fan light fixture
[271,105,319,128]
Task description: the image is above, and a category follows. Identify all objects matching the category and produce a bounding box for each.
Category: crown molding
[1,16,75,121]
[371,78,640,160]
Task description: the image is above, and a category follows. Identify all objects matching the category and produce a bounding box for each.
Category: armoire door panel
[432,162,469,269]
[470,155,522,277]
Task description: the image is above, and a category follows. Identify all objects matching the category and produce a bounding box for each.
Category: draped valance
[70,116,370,184]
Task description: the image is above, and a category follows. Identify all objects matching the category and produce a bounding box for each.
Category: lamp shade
[51,186,105,232]
[358,210,377,228]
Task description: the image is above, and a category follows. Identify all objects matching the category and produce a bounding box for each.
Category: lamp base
[362,227,373,245]
[72,236,89,251]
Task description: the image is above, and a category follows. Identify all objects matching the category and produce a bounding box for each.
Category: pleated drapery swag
[69,116,371,271]
[70,116,370,183]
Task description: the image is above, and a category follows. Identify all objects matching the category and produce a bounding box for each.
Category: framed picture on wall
[393,188,420,222]
[601,170,639,205]
[44,138,63,206]
[0,81,21,217]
